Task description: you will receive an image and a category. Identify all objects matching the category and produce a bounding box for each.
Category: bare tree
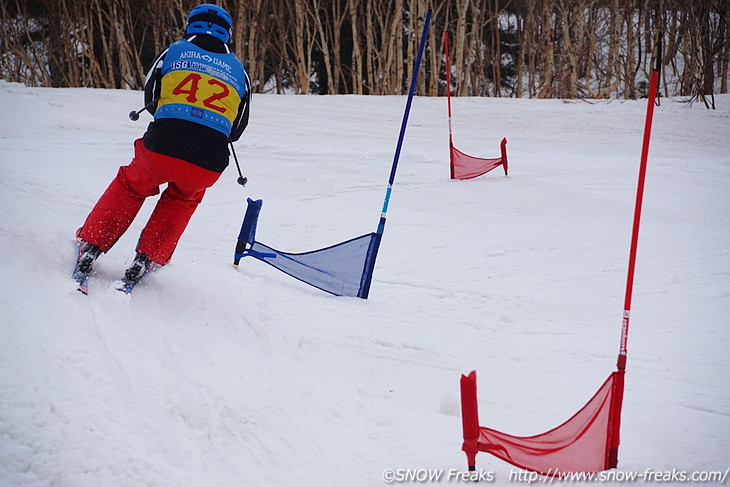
[2,0,728,101]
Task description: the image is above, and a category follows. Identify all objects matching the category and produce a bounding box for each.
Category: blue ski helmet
[185,4,232,43]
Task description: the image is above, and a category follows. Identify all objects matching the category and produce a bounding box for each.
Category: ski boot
[73,241,102,294]
[119,252,159,293]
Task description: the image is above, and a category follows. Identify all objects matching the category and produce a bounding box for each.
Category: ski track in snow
[1,80,729,486]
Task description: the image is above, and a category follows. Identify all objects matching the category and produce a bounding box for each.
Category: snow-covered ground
[1,80,728,486]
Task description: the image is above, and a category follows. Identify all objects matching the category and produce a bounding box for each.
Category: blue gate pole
[376,8,432,236]
[359,9,432,300]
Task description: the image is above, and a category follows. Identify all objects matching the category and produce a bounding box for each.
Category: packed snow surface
[1,81,729,486]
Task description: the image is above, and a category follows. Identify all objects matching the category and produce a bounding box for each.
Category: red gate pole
[444,31,455,179]
[617,39,662,372]
[609,35,663,469]
[460,371,480,471]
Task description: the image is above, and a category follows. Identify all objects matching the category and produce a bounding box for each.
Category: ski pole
[230,141,247,187]
[129,98,159,121]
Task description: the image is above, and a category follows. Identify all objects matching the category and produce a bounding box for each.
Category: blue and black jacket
[143,34,251,173]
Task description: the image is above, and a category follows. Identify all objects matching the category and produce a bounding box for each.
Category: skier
[73,3,251,293]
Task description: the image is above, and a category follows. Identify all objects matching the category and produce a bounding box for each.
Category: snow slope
[1,80,729,486]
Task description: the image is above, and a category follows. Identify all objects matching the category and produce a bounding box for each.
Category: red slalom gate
[459,37,663,476]
[444,31,508,180]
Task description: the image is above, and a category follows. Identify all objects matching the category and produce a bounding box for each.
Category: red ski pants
[78,138,222,265]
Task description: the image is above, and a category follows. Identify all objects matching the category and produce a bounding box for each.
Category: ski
[117,277,143,294]
[72,241,159,295]
[76,275,90,295]
[116,269,155,294]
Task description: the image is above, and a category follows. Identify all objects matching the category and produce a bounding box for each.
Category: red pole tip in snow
[500,138,508,176]
[460,371,480,469]
[606,370,625,469]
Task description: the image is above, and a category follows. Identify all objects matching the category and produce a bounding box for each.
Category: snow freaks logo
[382,468,494,483]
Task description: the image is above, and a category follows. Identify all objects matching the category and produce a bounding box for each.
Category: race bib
[160,69,241,124]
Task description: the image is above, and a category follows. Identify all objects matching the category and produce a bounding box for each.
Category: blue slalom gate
[233,10,432,299]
